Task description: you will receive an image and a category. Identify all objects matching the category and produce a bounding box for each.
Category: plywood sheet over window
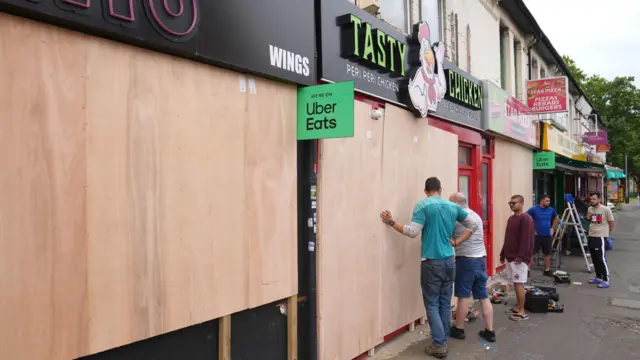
[0,13,297,360]
[317,100,385,360]
[380,106,458,335]
[317,102,458,360]
[492,138,533,267]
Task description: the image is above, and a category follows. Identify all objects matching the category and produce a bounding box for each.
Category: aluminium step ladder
[551,194,593,273]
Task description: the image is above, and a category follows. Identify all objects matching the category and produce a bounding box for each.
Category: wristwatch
[388,220,395,226]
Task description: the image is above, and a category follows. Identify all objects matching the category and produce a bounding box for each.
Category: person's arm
[551,209,559,236]
[452,228,473,246]
[455,206,479,233]
[452,206,476,245]
[380,203,425,238]
[517,216,536,264]
[606,208,615,233]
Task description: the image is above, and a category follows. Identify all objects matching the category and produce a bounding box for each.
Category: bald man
[448,193,495,343]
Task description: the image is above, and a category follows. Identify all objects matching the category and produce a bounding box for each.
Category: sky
[523,0,640,87]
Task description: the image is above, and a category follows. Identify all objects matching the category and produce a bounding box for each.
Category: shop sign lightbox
[527,77,569,114]
[0,0,317,85]
[318,0,483,129]
[582,131,609,146]
[542,123,580,158]
[297,81,355,140]
[482,81,537,147]
[533,152,555,170]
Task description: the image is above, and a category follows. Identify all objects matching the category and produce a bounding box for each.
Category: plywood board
[379,105,430,335]
[317,102,460,360]
[492,138,533,268]
[0,13,297,360]
[0,14,90,360]
[425,126,459,197]
[317,100,385,360]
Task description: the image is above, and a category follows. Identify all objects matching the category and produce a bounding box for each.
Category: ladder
[553,194,593,273]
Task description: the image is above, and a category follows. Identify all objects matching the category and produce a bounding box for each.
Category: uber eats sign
[297,81,355,140]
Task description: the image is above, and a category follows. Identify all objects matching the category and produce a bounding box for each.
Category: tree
[563,56,640,187]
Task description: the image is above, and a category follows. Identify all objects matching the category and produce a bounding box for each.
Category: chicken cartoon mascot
[408,21,447,117]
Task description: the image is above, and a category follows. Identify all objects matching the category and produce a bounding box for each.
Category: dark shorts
[454,257,489,300]
[535,235,553,255]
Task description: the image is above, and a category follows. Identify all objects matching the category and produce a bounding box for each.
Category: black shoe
[450,326,466,340]
[543,269,553,277]
[479,329,496,343]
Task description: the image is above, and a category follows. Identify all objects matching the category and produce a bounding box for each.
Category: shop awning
[555,155,605,173]
[606,169,625,179]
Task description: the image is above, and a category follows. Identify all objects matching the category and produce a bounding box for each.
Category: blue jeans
[421,256,455,346]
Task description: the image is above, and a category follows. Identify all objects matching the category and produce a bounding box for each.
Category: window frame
[379,0,412,34]
[418,0,444,42]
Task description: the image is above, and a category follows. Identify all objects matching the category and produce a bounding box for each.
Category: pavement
[372,204,640,360]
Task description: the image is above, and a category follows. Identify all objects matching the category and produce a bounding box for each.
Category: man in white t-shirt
[448,193,495,343]
[586,192,615,288]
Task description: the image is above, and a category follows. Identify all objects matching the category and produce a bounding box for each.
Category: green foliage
[563,55,640,184]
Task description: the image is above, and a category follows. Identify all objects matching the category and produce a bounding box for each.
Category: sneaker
[543,269,553,277]
[479,329,496,343]
[597,282,610,288]
[589,277,602,284]
[450,326,466,340]
[425,343,448,358]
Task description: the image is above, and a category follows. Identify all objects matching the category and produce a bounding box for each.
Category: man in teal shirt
[381,177,478,358]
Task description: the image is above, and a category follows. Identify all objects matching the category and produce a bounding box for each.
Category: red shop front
[429,116,495,276]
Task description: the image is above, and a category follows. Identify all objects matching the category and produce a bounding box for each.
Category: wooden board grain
[425,126,459,197]
[492,138,533,268]
[0,13,297,360]
[317,102,460,360]
[379,105,430,335]
[317,100,385,360]
[0,14,90,360]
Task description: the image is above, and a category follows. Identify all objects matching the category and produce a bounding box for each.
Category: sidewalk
[372,204,640,360]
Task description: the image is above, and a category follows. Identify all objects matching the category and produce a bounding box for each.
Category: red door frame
[430,117,495,274]
[481,138,495,276]
[429,117,482,215]
[458,143,477,213]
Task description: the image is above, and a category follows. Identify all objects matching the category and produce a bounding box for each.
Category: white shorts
[505,261,528,284]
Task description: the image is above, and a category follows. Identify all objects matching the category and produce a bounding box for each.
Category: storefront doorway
[481,137,494,275]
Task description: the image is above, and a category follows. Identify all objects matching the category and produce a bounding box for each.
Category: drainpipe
[526,35,538,80]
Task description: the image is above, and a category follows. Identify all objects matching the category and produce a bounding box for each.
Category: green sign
[297,81,355,140]
[339,14,408,76]
[445,69,483,110]
[533,152,555,170]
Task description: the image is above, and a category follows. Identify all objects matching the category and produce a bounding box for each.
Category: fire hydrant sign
[297,81,354,140]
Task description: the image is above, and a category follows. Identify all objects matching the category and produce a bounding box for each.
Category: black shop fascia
[318,0,483,129]
[0,0,316,85]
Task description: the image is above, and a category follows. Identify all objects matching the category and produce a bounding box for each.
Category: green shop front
[535,123,605,214]
[605,165,626,203]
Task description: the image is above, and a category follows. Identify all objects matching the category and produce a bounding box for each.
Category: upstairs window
[380,0,410,32]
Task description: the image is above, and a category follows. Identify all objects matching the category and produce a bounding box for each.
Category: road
[378,204,640,360]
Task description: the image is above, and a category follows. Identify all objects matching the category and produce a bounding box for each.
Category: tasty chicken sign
[526,77,569,113]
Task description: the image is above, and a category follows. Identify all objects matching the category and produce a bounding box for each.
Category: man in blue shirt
[526,194,559,276]
[380,177,478,358]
